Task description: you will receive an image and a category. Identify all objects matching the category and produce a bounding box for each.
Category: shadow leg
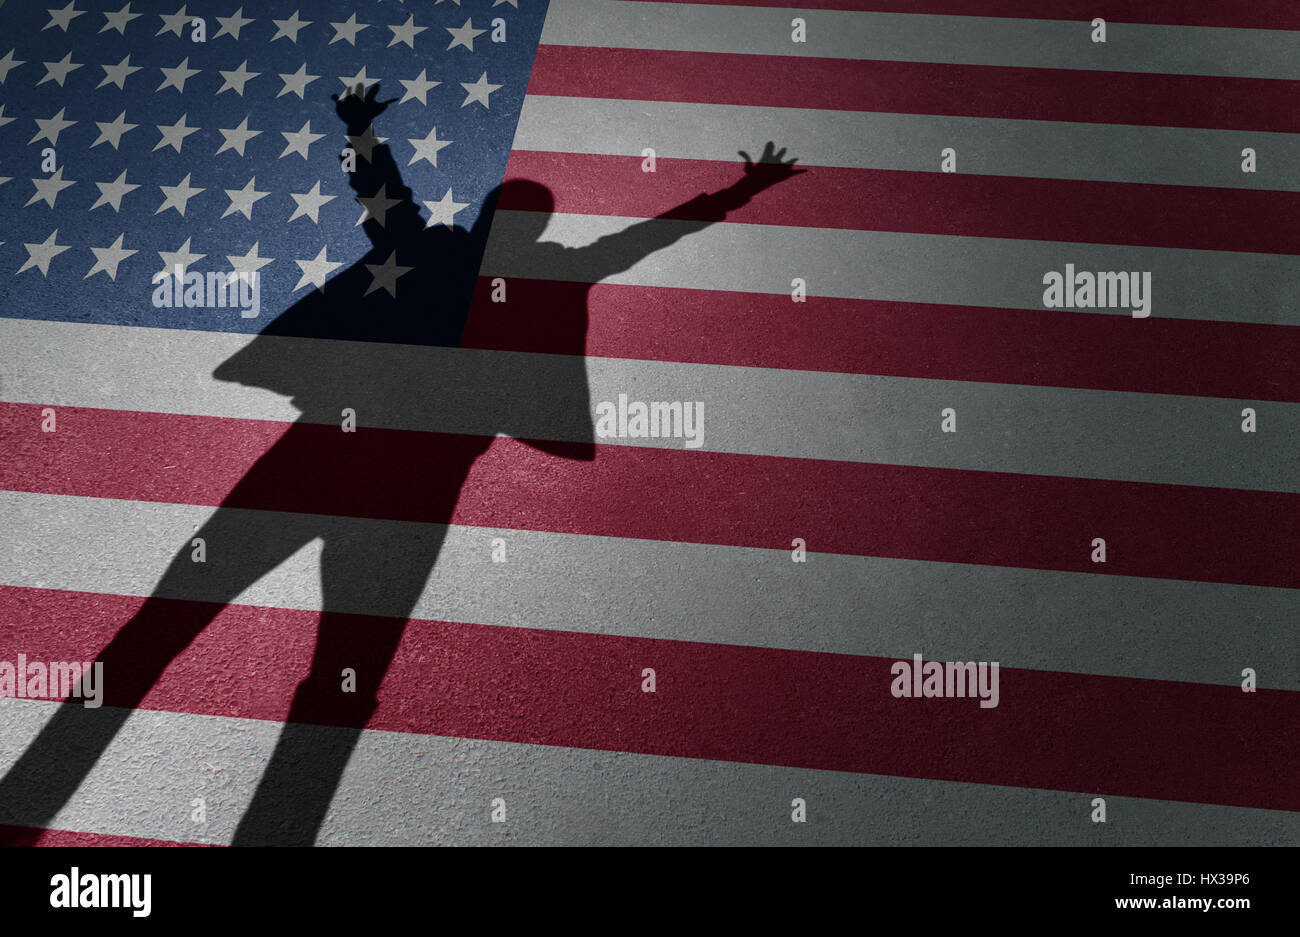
[0,505,318,841]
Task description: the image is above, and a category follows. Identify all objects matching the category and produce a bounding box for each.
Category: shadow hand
[737,141,806,192]
[332,82,397,132]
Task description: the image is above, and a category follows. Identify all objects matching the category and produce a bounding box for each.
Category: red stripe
[503,151,1300,253]
[2,403,1295,587]
[0,825,205,847]
[621,0,1300,31]
[463,280,1300,402]
[528,47,1300,133]
[1,586,1293,811]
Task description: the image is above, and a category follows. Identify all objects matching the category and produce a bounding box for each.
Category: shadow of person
[0,84,805,846]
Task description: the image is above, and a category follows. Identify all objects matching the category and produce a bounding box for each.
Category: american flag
[0,0,1295,846]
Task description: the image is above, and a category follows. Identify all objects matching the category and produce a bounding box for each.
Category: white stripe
[4,491,1296,688]
[515,96,1300,192]
[540,0,1300,80]
[4,318,1296,490]
[0,700,1291,845]
[485,211,1300,327]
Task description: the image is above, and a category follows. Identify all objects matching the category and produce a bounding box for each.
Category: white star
[445,18,485,52]
[364,251,412,298]
[399,68,440,105]
[222,176,269,220]
[280,120,323,160]
[17,230,71,277]
[154,113,200,153]
[293,245,342,291]
[0,105,13,130]
[156,172,204,216]
[90,169,140,211]
[216,60,259,95]
[91,110,137,149]
[157,238,204,280]
[98,53,141,89]
[407,126,451,167]
[329,13,369,45]
[157,57,199,93]
[0,49,25,84]
[346,124,388,162]
[215,116,261,157]
[459,72,501,109]
[271,10,311,42]
[422,189,469,229]
[337,66,379,98]
[43,2,85,32]
[37,52,84,90]
[213,7,253,40]
[85,234,137,281]
[277,63,319,99]
[387,14,427,48]
[29,107,75,146]
[227,241,273,277]
[493,0,519,6]
[355,184,400,227]
[38,52,82,87]
[100,3,141,35]
[288,180,336,223]
[26,167,75,208]
[156,5,190,38]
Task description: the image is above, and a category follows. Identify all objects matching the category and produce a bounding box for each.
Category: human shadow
[0,84,804,846]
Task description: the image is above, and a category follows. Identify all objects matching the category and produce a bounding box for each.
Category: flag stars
[90,169,140,211]
[338,66,379,98]
[271,10,311,43]
[460,72,501,109]
[154,113,200,153]
[330,13,370,45]
[156,5,191,38]
[91,110,137,149]
[98,54,141,90]
[346,124,388,162]
[157,238,204,279]
[277,63,319,99]
[364,252,412,298]
[222,177,269,220]
[100,3,141,35]
[408,126,451,168]
[288,180,336,223]
[355,184,400,227]
[446,18,485,51]
[17,230,71,277]
[423,189,468,229]
[214,7,254,40]
[85,234,137,281]
[39,52,83,87]
[26,167,75,209]
[156,173,204,216]
[43,2,85,33]
[399,69,439,105]
[293,245,342,291]
[217,60,260,96]
[0,105,13,131]
[216,117,261,157]
[227,242,273,277]
[0,50,24,84]
[387,15,427,49]
[29,108,76,147]
[280,120,323,160]
[157,57,200,93]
